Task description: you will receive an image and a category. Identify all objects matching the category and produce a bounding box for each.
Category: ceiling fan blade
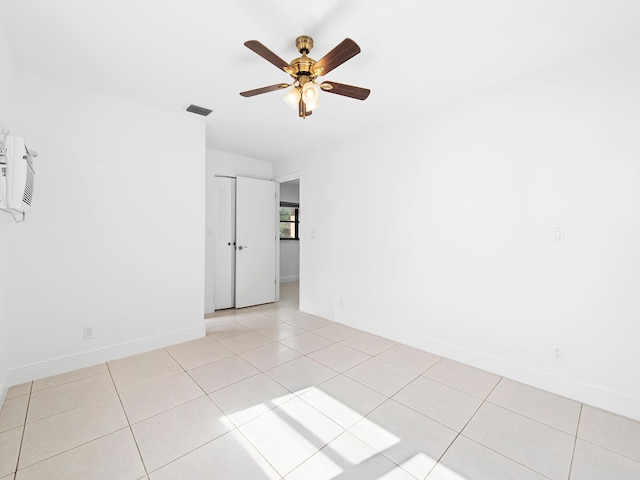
[244,40,290,71]
[240,83,289,97]
[320,81,370,100]
[312,38,361,77]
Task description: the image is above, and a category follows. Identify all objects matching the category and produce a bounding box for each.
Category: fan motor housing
[295,36,313,54]
[290,56,316,78]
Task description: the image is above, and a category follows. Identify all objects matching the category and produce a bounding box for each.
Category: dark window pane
[279,222,295,239]
[279,203,299,240]
[280,207,295,221]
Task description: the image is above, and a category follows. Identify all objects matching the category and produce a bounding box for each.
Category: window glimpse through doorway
[279,202,299,240]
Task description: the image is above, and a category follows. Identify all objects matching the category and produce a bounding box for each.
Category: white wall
[204,149,272,313]
[0,28,16,402]
[279,181,300,283]
[277,38,640,420]
[2,69,206,384]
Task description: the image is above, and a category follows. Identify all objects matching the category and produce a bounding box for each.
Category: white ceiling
[2,0,640,164]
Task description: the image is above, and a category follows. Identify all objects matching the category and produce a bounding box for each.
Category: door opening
[278,177,300,305]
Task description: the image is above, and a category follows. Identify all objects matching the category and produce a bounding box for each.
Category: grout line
[106,361,149,477]
[12,381,33,474]
[29,365,109,394]
[422,377,535,480]
[567,403,583,479]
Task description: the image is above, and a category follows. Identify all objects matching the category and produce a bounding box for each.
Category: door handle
[237,245,248,250]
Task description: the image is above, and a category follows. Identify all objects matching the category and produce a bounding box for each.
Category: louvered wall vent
[186,104,213,116]
[23,167,34,206]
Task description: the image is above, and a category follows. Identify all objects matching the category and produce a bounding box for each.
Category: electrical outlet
[551,345,563,361]
[84,326,95,340]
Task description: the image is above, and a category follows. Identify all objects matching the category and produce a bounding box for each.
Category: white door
[235,176,276,308]
[213,177,236,310]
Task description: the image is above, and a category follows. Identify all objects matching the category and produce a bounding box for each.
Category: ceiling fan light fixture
[301,82,320,106]
[283,87,301,110]
[303,97,319,111]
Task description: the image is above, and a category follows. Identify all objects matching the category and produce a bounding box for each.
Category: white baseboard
[0,383,6,409]
[280,275,299,283]
[7,324,205,386]
[334,311,640,422]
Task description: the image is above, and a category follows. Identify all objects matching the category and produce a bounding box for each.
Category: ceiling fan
[240,36,370,119]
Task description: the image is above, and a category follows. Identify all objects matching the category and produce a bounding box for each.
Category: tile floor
[1,282,640,479]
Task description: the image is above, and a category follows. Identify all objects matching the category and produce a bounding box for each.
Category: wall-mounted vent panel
[23,166,34,206]
[1,134,36,221]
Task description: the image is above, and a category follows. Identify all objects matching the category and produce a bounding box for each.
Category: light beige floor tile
[5,384,31,399]
[351,399,457,479]
[165,336,234,370]
[285,431,416,480]
[423,358,501,399]
[19,395,128,468]
[308,343,370,373]
[488,378,581,434]
[0,396,28,433]
[280,332,334,354]
[188,355,260,393]
[205,322,252,340]
[340,332,397,356]
[284,314,333,331]
[299,375,386,429]
[132,396,232,473]
[204,315,235,328]
[258,323,306,340]
[15,428,145,480]
[209,373,295,426]
[240,342,301,371]
[32,364,108,392]
[245,302,283,314]
[463,403,574,480]
[393,376,482,432]
[376,344,442,374]
[267,356,337,394]
[570,439,640,480]
[264,309,308,323]
[313,323,362,342]
[344,357,418,397]
[222,308,269,322]
[0,427,22,477]
[218,331,275,353]
[239,397,343,476]
[120,372,204,424]
[110,351,183,392]
[427,435,547,480]
[236,315,282,330]
[1,474,15,480]
[149,430,280,480]
[578,405,640,463]
[108,349,171,371]
[27,373,116,423]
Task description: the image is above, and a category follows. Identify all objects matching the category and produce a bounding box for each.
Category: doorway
[278,177,300,304]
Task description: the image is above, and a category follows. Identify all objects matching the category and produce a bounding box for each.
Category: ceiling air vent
[186,104,213,116]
